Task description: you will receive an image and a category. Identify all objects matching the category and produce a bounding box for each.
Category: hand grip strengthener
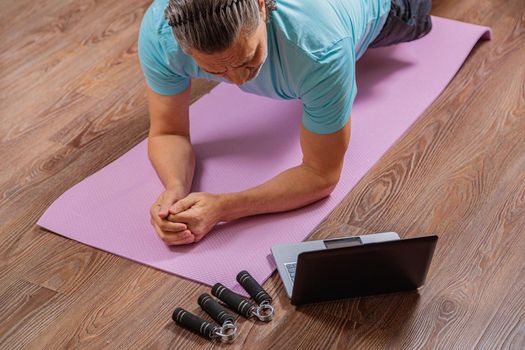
[198,293,238,340]
[172,295,238,343]
[212,270,274,322]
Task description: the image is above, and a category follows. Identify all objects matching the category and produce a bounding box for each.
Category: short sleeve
[137,12,190,95]
[299,40,356,134]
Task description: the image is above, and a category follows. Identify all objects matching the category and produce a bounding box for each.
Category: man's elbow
[317,171,341,198]
[325,178,340,196]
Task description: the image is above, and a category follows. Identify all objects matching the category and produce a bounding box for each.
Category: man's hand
[166,192,225,243]
[150,189,195,245]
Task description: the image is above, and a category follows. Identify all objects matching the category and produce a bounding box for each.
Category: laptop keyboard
[284,262,297,281]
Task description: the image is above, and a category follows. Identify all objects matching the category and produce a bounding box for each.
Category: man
[138,0,432,245]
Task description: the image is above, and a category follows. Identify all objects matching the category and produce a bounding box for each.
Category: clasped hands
[150,189,225,245]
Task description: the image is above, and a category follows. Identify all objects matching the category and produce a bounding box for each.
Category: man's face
[188,16,268,86]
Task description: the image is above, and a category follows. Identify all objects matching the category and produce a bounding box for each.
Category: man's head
[165,0,276,85]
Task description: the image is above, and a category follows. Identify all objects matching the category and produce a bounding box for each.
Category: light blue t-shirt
[138,0,390,134]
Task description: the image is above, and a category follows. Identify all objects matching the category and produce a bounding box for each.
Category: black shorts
[369,0,433,48]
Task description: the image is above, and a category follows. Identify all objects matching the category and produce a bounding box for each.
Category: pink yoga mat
[38,17,490,293]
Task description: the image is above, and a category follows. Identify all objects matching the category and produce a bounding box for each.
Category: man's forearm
[219,164,339,222]
[148,134,195,194]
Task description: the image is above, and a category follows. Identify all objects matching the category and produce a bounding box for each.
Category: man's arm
[218,119,351,221]
[147,84,194,195]
[147,84,199,245]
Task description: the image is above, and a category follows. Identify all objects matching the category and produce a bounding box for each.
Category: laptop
[271,232,438,305]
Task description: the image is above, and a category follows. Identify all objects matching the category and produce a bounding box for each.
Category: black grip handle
[211,283,254,318]
[198,293,235,325]
[172,307,218,339]
[236,270,273,305]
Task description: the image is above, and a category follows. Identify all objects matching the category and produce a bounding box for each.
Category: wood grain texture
[0,0,524,349]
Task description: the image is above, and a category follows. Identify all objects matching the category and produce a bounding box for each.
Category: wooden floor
[1,0,524,348]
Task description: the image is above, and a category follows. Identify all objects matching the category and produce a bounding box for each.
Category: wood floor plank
[474,267,525,349]
[0,279,59,348]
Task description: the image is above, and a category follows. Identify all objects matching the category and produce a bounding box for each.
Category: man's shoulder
[139,0,194,74]
[140,0,173,40]
[271,0,354,61]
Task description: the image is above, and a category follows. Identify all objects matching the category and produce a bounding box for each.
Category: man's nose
[227,68,251,85]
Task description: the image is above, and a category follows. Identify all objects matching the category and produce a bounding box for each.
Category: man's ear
[258,0,267,22]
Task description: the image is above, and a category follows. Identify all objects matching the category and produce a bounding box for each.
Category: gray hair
[164,0,276,54]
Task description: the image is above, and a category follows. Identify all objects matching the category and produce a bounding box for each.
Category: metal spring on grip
[253,300,274,322]
[214,321,237,343]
